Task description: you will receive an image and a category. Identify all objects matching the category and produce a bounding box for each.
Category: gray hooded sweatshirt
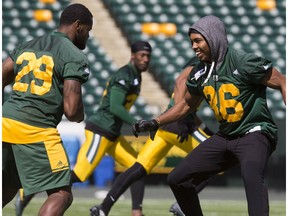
[189,15,228,71]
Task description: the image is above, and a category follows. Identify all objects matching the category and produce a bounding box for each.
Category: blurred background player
[3,3,93,216]
[72,41,152,216]
[89,57,215,216]
[132,15,286,216]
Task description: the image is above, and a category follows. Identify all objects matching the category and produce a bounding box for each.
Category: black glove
[176,118,194,143]
[132,119,159,140]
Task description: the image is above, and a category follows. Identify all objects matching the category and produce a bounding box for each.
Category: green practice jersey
[187,48,278,143]
[2,31,90,128]
[86,63,141,138]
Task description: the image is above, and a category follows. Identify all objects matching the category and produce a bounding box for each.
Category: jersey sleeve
[240,53,273,85]
[111,69,132,92]
[186,65,203,96]
[110,86,136,124]
[9,46,18,61]
[62,61,90,84]
[9,42,24,63]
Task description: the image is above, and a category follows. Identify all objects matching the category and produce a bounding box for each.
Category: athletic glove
[176,118,194,143]
[132,119,159,140]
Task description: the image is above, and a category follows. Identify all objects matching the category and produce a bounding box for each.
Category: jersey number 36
[203,84,244,123]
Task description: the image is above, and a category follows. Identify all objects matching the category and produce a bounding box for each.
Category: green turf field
[3,197,285,216]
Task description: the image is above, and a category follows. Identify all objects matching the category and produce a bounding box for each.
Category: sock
[130,176,145,210]
[101,162,147,215]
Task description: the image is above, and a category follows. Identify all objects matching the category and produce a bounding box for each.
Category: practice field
[2,198,286,216]
[3,186,285,216]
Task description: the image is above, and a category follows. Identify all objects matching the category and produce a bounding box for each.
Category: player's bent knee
[167,171,179,186]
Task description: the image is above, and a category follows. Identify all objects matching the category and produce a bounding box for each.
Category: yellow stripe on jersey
[2,117,59,144]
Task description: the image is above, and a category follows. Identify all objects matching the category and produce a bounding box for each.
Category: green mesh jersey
[2,31,90,128]
[187,48,277,143]
[86,63,141,138]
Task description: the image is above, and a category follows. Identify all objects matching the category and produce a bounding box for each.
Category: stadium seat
[34,9,53,22]
[40,0,57,3]
[257,0,276,10]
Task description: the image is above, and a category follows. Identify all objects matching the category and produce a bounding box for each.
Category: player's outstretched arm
[262,67,286,104]
[132,92,202,139]
[173,66,193,103]
[158,91,202,125]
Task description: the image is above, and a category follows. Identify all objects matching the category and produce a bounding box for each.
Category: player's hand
[177,132,189,143]
[132,119,159,140]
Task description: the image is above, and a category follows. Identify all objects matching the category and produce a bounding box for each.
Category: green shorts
[2,118,71,196]
[3,141,71,196]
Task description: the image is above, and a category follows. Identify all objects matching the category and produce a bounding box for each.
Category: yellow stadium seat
[159,23,177,36]
[256,0,276,10]
[34,10,53,22]
[142,22,160,36]
[142,23,177,36]
[40,0,56,4]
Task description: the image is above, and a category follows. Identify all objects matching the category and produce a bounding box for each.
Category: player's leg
[90,135,143,216]
[107,136,146,216]
[11,129,73,216]
[2,142,21,207]
[169,127,212,216]
[179,128,215,193]
[15,189,35,216]
[130,178,145,216]
[39,186,73,216]
[137,129,175,174]
[92,162,146,216]
[91,132,173,216]
[120,132,175,215]
[232,132,273,216]
[72,130,114,182]
[167,135,235,216]
[168,176,214,216]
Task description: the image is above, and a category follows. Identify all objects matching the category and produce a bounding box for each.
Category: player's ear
[131,52,135,61]
[75,20,82,32]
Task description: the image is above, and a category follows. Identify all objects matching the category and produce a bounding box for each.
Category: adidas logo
[57,160,64,167]
[233,69,239,75]
[84,67,90,74]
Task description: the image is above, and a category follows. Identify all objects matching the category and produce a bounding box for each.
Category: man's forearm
[156,99,191,126]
